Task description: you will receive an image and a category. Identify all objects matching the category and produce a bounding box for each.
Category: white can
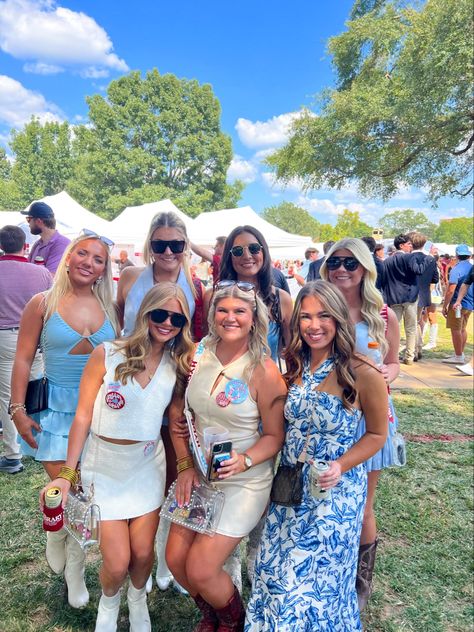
[455,305,462,318]
[310,460,331,500]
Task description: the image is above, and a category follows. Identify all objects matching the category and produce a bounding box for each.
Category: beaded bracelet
[58,465,78,486]
[8,402,26,418]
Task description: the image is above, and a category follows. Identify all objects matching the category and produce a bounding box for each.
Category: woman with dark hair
[245,280,388,631]
[41,283,195,631]
[204,225,292,363]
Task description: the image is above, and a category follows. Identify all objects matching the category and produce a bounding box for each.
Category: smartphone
[423,240,433,254]
[207,441,232,482]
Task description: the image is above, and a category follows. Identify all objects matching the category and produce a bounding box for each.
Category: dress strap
[302,357,335,387]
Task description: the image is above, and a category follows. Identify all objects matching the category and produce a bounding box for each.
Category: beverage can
[43,487,63,531]
[455,305,462,318]
[310,460,331,500]
[34,256,45,266]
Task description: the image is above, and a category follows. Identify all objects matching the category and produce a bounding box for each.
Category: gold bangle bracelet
[58,466,78,486]
[177,459,194,474]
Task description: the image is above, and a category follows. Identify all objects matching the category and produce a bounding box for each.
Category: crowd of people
[0,202,472,632]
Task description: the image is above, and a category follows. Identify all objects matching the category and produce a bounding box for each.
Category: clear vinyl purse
[64,489,101,549]
[161,480,225,537]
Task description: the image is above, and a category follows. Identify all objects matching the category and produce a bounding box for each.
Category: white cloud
[23,61,64,75]
[236,112,302,149]
[227,155,258,184]
[0,75,63,128]
[261,171,306,193]
[0,0,128,76]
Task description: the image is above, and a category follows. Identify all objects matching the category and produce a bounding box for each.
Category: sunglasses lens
[230,246,244,257]
[344,258,359,271]
[150,309,167,323]
[170,313,186,328]
[248,243,262,255]
[326,257,341,270]
[151,240,185,254]
[169,241,185,253]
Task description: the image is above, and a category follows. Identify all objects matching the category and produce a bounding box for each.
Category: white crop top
[91,342,177,441]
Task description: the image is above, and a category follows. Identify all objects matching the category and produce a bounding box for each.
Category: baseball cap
[455,244,471,256]
[21,201,54,219]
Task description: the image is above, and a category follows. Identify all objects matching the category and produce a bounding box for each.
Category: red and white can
[43,487,63,531]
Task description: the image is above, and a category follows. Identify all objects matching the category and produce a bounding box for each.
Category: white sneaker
[456,363,474,376]
[442,354,465,364]
[422,342,437,350]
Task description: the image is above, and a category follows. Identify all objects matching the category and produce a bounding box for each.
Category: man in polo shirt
[21,201,70,274]
[0,225,52,474]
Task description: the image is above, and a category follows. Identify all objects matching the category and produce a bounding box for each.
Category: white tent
[190,206,314,259]
[108,199,196,249]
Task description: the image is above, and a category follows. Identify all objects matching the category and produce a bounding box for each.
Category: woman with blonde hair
[246,281,388,631]
[11,230,119,608]
[167,281,287,631]
[117,210,204,590]
[321,237,401,610]
[41,283,194,631]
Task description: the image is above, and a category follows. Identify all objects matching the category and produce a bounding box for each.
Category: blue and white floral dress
[245,358,366,632]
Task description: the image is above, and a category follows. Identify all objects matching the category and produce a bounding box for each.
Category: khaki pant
[391,301,418,362]
[0,329,43,460]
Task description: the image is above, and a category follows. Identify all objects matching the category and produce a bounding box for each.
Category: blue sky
[0,0,470,226]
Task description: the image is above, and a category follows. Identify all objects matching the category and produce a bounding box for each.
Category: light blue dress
[123,265,195,336]
[354,321,398,470]
[267,321,280,363]
[245,358,366,632]
[20,312,116,462]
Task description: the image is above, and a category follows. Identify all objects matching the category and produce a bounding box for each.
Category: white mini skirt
[80,433,166,521]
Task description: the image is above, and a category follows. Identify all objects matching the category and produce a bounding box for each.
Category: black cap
[21,201,54,219]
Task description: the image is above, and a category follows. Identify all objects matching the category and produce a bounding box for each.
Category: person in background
[115,250,134,274]
[0,226,52,475]
[21,201,70,275]
[11,231,119,609]
[293,247,319,287]
[270,265,291,294]
[374,243,385,262]
[190,236,227,284]
[41,283,194,632]
[245,281,388,631]
[442,244,473,365]
[406,233,439,359]
[362,236,384,290]
[307,240,335,281]
[452,265,474,376]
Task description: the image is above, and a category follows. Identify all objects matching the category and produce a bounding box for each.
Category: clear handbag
[161,480,225,537]
[63,489,101,549]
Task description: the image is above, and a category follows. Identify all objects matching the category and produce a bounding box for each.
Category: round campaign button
[225,379,249,404]
[216,391,231,407]
[105,391,125,410]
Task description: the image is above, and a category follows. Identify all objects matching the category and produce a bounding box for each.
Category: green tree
[262,201,322,239]
[434,218,473,245]
[333,209,372,239]
[6,119,74,206]
[269,0,473,203]
[379,209,437,237]
[69,69,241,218]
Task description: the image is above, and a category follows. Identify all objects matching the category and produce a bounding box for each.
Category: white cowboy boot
[64,534,89,608]
[46,528,67,574]
[145,574,152,594]
[154,519,172,590]
[95,590,121,632]
[127,582,151,632]
[423,324,438,350]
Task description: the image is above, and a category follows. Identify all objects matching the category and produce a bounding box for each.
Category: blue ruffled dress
[20,312,116,462]
[354,321,398,471]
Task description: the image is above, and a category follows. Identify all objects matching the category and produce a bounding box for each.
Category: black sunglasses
[230,243,262,257]
[150,240,186,254]
[81,228,114,248]
[326,256,360,271]
[149,309,187,329]
[214,280,256,293]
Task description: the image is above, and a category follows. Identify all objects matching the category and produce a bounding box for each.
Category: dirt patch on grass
[405,433,474,443]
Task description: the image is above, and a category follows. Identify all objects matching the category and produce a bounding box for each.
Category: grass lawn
[1,387,472,631]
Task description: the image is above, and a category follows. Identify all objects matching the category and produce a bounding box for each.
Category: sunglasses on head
[150,240,186,254]
[326,256,360,271]
[214,280,256,293]
[230,243,262,257]
[81,228,114,248]
[149,308,187,329]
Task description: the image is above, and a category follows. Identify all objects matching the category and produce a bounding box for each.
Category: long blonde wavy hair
[142,211,196,298]
[43,233,119,335]
[321,237,388,358]
[285,281,357,410]
[206,284,269,378]
[113,282,194,394]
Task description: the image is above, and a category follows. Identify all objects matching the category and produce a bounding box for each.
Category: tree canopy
[379,209,437,238]
[0,70,242,217]
[262,202,322,239]
[434,218,473,246]
[269,0,473,203]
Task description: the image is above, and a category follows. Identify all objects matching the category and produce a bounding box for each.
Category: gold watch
[243,453,253,470]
